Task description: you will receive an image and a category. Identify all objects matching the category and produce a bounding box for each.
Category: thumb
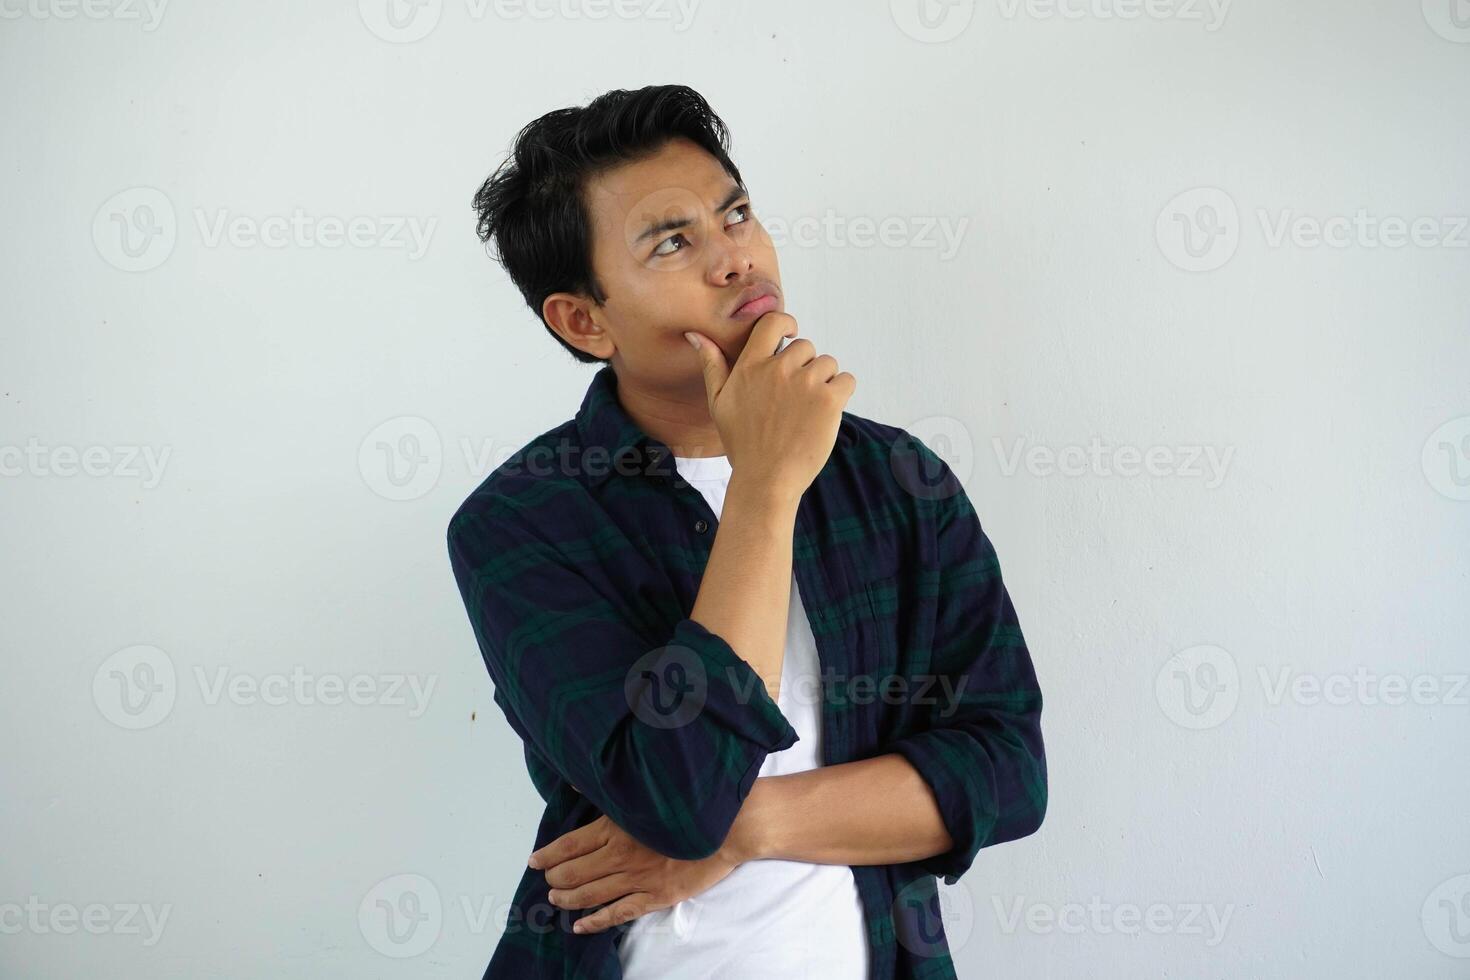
[684,331,729,405]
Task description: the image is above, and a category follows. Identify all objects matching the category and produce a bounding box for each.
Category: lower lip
[731,293,779,320]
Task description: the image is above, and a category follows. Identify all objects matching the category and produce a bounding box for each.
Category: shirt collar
[573,363,854,488]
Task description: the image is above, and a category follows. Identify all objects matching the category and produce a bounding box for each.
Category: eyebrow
[632,183,749,247]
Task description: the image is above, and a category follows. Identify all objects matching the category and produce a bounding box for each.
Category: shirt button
[694,519,708,533]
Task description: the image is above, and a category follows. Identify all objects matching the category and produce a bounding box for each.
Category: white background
[3,0,1469,977]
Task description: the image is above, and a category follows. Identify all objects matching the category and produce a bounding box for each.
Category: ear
[542,292,614,359]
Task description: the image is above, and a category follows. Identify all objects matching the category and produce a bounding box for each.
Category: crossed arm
[452,443,1046,937]
[530,753,953,934]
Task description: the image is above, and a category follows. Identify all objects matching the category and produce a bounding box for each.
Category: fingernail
[684,332,701,350]
[527,855,540,869]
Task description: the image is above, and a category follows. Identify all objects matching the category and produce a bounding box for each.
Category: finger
[751,310,797,356]
[573,894,653,935]
[543,844,619,889]
[685,331,729,407]
[529,821,604,870]
[549,871,637,910]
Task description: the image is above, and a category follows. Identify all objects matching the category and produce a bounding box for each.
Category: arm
[876,438,1048,884]
[720,753,955,866]
[446,474,800,862]
[532,753,952,935]
[688,469,799,702]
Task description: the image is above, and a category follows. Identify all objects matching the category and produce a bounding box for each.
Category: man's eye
[652,233,688,257]
[728,204,752,226]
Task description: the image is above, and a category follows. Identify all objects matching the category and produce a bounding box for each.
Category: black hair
[472,84,746,365]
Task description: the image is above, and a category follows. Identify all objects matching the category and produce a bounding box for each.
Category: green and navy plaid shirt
[446,364,1047,979]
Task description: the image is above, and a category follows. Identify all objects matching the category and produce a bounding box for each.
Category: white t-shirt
[616,452,870,980]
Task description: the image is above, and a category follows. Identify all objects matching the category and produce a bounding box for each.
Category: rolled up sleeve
[448,499,798,861]
[884,446,1047,886]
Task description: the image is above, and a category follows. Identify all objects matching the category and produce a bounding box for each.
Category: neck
[612,369,725,458]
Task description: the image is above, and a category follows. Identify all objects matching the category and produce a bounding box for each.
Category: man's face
[559,136,783,385]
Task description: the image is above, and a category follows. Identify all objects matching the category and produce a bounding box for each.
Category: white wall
[3,1,1468,977]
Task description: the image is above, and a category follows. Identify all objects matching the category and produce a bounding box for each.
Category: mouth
[729,283,780,320]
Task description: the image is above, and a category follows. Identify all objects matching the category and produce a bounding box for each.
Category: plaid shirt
[446,364,1047,979]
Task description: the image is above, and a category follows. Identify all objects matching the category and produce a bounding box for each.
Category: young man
[447,84,1046,979]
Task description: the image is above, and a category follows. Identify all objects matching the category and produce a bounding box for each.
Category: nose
[708,230,755,285]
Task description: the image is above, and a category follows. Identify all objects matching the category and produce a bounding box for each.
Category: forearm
[689,475,800,702]
[721,753,953,866]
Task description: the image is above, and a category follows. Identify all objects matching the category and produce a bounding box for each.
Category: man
[447,83,1046,979]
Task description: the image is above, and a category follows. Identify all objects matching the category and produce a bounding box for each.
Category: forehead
[582,138,738,247]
